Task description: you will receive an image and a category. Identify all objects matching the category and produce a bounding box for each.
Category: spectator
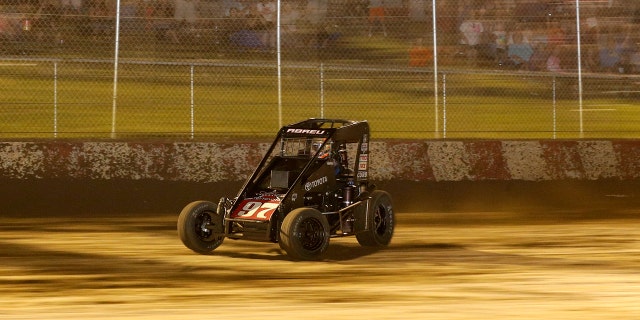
[300,0,328,48]
[408,0,427,29]
[527,25,551,71]
[367,0,386,37]
[619,24,638,73]
[502,0,516,13]
[34,0,63,44]
[628,47,640,74]
[490,21,508,65]
[409,37,432,67]
[223,6,244,48]
[256,0,276,48]
[87,0,111,41]
[508,31,534,69]
[599,35,623,72]
[458,9,484,64]
[456,0,474,27]
[0,11,19,41]
[152,0,178,43]
[280,2,301,47]
[229,4,267,51]
[513,1,549,23]
[546,21,566,47]
[174,0,198,25]
[436,0,457,45]
[304,0,328,26]
[528,43,549,71]
[60,0,82,14]
[142,0,155,31]
[581,12,600,71]
[629,46,640,73]
[223,0,244,17]
[173,0,198,41]
[546,46,563,72]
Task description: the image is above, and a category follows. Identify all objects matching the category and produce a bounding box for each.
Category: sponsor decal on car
[286,128,327,135]
[305,176,328,191]
[231,198,280,221]
[361,142,368,153]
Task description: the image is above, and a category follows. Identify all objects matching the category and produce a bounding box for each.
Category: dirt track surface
[2,211,640,319]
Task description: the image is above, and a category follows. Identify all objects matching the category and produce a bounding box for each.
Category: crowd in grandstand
[2,0,640,72]
[451,0,640,73]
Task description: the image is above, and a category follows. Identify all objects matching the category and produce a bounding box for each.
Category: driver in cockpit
[311,138,331,159]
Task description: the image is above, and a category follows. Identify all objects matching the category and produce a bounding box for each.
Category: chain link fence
[1,0,640,139]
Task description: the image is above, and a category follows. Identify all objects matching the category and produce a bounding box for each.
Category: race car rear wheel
[356,190,394,247]
[279,207,330,261]
[177,200,225,254]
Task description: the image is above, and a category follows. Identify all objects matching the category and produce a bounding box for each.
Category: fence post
[432,0,439,139]
[53,61,58,138]
[574,0,584,138]
[442,72,447,139]
[111,0,122,138]
[552,76,557,139]
[190,64,195,139]
[319,63,325,118]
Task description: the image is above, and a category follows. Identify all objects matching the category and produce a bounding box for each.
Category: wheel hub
[298,218,325,251]
[196,212,213,239]
[374,206,387,235]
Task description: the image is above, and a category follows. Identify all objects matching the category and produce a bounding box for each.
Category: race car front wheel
[279,207,330,261]
[177,200,225,254]
[356,190,394,247]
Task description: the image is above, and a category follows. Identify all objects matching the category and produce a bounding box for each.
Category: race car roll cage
[219,118,373,242]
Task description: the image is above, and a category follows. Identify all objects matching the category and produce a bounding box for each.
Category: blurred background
[2,0,640,139]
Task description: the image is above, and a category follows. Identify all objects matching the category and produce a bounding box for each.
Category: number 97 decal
[231,199,280,221]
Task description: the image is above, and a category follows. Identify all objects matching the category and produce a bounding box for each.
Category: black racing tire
[356,190,394,247]
[279,207,330,261]
[177,200,225,254]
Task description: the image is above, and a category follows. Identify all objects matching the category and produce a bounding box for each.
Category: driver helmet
[312,138,331,158]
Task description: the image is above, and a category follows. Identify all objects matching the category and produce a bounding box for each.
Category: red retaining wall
[1,140,639,182]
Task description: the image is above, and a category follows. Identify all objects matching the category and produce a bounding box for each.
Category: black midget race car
[177,118,394,260]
